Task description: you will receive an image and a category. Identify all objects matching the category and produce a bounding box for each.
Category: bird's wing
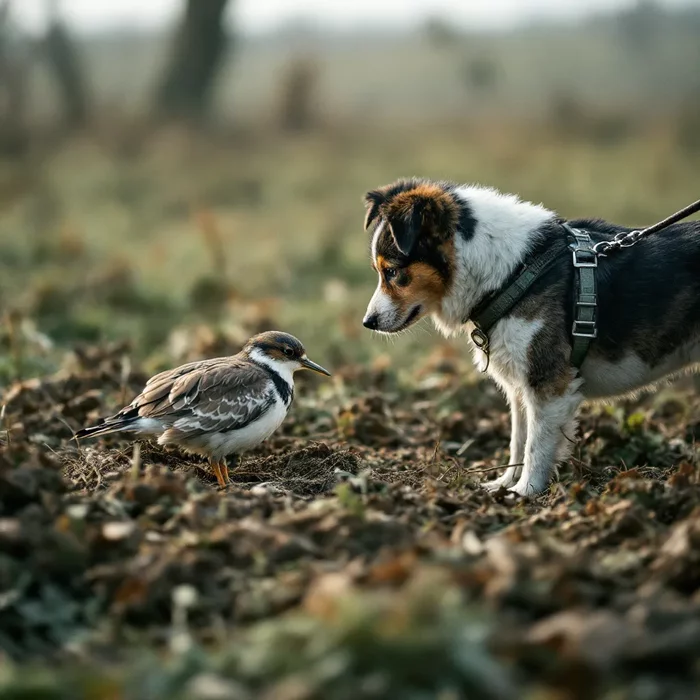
[143,357,230,388]
[132,358,277,438]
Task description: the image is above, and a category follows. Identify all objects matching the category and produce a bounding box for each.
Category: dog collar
[468,222,597,371]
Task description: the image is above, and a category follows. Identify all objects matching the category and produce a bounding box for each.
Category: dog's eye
[384,268,398,281]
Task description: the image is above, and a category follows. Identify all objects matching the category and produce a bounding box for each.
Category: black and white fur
[362,179,700,496]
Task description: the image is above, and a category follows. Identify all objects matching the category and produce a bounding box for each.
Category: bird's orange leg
[220,459,229,484]
[210,458,227,488]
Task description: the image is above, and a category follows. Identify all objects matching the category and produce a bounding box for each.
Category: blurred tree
[463,57,499,95]
[41,0,89,129]
[0,1,29,156]
[618,0,662,48]
[155,0,230,122]
[278,57,319,133]
[422,17,461,48]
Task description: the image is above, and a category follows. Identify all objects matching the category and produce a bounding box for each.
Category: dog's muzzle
[363,313,379,330]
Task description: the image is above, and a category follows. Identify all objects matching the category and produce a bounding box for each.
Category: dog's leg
[555,416,579,463]
[510,380,583,497]
[484,388,526,491]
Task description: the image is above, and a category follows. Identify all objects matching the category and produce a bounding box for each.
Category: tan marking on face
[375,254,389,271]
[388,184,454,216]
[373,185,459,262]
[379,261,449,318]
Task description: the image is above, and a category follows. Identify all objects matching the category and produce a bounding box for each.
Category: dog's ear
[363,190,385,231]
[387,204,423,256]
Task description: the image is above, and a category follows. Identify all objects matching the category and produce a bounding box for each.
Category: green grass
[2,117,700,695]
[1,121,699,384]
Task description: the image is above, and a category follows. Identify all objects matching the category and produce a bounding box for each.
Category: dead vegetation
[1,338,700,698]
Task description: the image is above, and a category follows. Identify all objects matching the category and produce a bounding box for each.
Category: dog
[361,177,700,496]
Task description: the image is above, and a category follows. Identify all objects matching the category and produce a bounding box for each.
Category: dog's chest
[472,316,545,385]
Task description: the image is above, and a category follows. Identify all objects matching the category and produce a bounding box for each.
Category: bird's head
[244,331,331,377]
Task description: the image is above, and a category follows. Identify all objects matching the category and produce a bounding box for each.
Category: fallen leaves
[1,342,700,697]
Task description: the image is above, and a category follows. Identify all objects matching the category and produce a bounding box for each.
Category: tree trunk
[155,0,230,122]
[0,2,29,156]
[43,16,89,129]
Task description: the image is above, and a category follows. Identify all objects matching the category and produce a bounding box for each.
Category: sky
[11,0,700,35]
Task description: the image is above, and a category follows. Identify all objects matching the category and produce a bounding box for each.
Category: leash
[469,198,700,372]
[593,198,700,257]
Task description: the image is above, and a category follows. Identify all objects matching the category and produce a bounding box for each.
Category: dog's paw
[508,478,546,498]
[483,474,517,492]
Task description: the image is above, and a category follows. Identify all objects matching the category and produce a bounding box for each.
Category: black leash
[594,198,700,257]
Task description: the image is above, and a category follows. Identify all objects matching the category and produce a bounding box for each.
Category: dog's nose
[363,314,379,330]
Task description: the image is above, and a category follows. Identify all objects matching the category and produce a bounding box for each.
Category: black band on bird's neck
[250,360,294,405]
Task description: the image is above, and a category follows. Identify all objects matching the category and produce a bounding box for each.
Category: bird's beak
[299,356,331,376]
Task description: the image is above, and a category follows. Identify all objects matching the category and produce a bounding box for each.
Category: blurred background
[1,0,700,382]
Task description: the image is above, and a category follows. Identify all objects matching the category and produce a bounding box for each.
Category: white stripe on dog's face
[370,221,384,261]
[365,221,405,332]
[364,280,402,332]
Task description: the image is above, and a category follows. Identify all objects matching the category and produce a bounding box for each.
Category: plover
[74,331,331,487]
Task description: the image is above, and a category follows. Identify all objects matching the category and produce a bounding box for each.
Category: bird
[74,331,331,487]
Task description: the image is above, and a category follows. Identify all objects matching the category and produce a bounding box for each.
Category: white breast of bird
[204,393,290,456]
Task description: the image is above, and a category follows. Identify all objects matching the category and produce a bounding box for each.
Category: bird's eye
[283,347,293,357]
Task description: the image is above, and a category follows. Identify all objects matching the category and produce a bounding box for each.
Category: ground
[1,125,700,698]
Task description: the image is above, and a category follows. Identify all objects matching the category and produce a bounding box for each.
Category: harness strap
[566,226,598,368]
[469,242,569,355]
[469,224,598,371]
[466,197,698,372]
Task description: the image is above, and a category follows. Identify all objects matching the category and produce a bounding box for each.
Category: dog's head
[362,178,465,333]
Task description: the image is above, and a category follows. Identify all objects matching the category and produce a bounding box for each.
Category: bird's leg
[220,454,240,484]
[210,458,227,488]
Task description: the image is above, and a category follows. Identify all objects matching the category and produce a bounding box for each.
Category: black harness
[469,222,596,371]
[467,196,700,372]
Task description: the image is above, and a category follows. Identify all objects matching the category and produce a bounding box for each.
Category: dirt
[1,342,700,699]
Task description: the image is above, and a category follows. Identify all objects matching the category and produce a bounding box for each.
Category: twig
[92,457,103,489]
[456,438,475,457]
[1,404,10,454]
[559,426,578,444]
[464,462,524,475]
[430,432,442,464]
[120,354,132,406]
[56,414,82,454]
[130,443,141,481]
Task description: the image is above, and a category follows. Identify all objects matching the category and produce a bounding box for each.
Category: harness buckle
[571,248,598,268]
[572,319,598,339]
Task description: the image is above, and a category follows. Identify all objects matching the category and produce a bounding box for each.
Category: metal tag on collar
[470,326,491,372]
[471,326,489,350]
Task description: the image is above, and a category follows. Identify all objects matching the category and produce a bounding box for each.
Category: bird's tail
[73,416,139,441]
